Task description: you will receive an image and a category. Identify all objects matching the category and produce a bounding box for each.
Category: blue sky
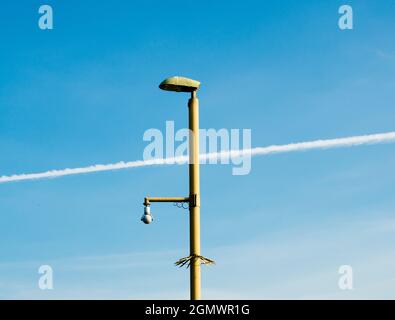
[0,0,395,299]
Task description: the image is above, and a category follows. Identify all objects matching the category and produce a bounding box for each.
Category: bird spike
[175,254,215,268]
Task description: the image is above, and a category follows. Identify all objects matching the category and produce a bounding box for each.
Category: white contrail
[1,131,395,184]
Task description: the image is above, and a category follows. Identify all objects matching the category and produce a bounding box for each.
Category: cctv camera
[141,206,153,224]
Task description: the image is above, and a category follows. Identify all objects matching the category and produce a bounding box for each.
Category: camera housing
[141,205,153,224]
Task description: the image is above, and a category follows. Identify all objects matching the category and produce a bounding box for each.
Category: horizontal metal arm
[144,197,190,206]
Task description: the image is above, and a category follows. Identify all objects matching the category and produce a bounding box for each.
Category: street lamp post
[141,76,213,300]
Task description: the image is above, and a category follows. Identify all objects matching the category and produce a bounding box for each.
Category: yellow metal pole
[189,90,201,300]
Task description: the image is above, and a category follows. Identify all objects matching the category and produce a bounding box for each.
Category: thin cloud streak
[1,131,395,184]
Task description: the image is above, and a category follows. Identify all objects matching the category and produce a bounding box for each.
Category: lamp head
[159,76,200,93]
